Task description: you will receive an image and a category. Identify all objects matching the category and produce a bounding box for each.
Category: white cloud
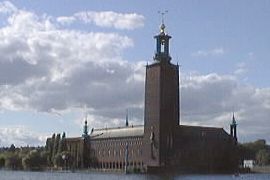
[0,2,145,146]
[0,2,269,146]
[57,11,145,30]
[181,73,270,143]
[0,1,17,14]
[234,62,248,75]
[56,16,76,25]
[191,47,225,57]
[0,126,46,147]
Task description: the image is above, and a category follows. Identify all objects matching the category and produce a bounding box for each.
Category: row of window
[93,148,143,158]
[92,138,143,147]
[95,161,144,169]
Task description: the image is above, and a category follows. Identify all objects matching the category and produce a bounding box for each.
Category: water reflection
[0,170,270,180]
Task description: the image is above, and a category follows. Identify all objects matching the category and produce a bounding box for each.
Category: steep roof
[90,125,144,140]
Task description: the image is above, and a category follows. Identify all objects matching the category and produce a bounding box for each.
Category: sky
[0,0,269,147]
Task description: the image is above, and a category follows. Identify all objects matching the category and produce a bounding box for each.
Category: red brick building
[47,22,238,173]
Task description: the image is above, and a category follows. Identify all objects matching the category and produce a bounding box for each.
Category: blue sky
[0,0,269,146]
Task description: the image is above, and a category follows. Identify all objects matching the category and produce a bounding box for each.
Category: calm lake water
[0,170,270,180]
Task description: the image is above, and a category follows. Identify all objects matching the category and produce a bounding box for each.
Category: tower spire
[158,10,168,34]
[154,11,171,62]
[230,112,237,142]
[232,112,236,124]
[125,109,129,127]
[82,114,89,137]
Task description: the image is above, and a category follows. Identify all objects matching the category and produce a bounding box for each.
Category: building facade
[46,22,238,173]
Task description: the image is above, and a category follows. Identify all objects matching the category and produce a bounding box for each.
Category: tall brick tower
[143,22,179,168]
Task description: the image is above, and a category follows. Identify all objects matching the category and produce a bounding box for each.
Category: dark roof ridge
[93,124,143,131]
[180,124,223,130]
[65,137,83,140]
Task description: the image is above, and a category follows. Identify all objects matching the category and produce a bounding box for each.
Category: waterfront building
[46,21,238,173]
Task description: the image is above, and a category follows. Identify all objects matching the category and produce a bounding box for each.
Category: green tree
[62,132,66,139]
[48,133,56,164]
[0,156,5,168]
[256,149,270,166]
[239,139,269,163]
[53,153,64,168]
[22,149,47,170]
[52,151,73,169]
[61,132,67,151]
[40,150,49,166]
[5,153,22,170]
[58,132,67,154]
[9,144,16,152]
[52,134,60,161]
[61,151,71,169]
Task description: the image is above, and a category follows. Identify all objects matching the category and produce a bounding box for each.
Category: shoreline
[251,166,270,174]
[2,165,270,175]
[2,167,270,175]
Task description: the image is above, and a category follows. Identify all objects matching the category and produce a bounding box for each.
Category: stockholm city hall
[46,20,238,173]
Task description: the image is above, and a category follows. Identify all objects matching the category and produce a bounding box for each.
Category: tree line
[238,139,270,166]
[0,137,269,170]
[0,132,73,170]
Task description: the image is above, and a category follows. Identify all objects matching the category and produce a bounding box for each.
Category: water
[0,170,269,180]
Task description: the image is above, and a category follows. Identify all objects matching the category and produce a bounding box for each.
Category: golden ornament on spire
[158,10,168,34]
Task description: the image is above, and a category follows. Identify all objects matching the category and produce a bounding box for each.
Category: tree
[22,150,47,170]
[0,157,5,168]
[61,151,71,169]
[5,153,22,170]
[57,132,67,154]
[61,132,67,152]
[239,139,269,163]
[256,149,270,166]
[62,132,66,139]
[52,134,60,161]
[53,153,64,168]
[40,150,49,166]
[9,144,16,152]
[48,133,56,164]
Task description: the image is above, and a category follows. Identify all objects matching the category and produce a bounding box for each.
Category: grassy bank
[252,166,270,173]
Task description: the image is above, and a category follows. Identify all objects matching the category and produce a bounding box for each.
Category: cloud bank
[57,11,145,30]
[0,126,45,147]
[181,73,270,143]
[191,48,225,57]
[0,1,269,146]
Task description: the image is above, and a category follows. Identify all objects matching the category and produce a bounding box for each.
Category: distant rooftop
[90,125,144,140]
[179,125,230,139]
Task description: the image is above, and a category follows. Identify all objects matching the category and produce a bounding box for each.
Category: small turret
[154,11,171,62]
[82,116,89,138]
[230,113,237,142]
[125,109,129,127]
